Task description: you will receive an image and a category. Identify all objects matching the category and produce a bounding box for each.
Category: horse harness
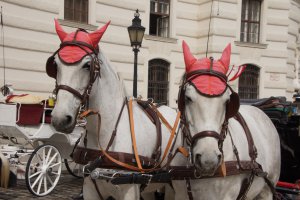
[71,99,277,200]
[47,32,278,199]
[174,65,279,200]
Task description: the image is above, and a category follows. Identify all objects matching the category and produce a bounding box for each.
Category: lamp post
[128,9,145,97]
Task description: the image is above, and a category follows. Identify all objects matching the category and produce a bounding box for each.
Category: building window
[238,64,260,99]
[64,0,88,24]
[150,0,170,37]
[240,0,261,43]
[148,59,170,105]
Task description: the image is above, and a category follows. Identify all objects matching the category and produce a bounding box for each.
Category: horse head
[46,19,110,133]
[179,41,240,176]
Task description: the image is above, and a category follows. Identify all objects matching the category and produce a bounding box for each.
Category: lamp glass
[128,28,137,44]
[136,29,145,44]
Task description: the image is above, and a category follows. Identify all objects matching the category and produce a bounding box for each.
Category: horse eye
[185,95,193,103]
[82,62,91,70]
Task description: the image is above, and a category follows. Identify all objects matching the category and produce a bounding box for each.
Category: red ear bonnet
[183,41,197,71]
[182,41,231,96]
[55,19,67,42]
[54,20,110,64]
[219,43,231,73]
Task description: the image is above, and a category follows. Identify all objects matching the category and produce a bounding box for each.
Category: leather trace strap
[106,98,127,151]
[128,98,143,170]
[234,112,257,161]
[79,98,181,172]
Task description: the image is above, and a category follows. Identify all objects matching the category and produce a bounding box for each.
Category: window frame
[238,64,260,100]
[64,0,89,24]
[240,0,262,44]
[149,0,170,38]
[147,59,170,105]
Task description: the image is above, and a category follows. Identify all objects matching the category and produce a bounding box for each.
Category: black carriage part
[241,97,300,184]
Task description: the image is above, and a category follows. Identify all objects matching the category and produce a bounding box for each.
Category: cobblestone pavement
[0,172,83,200]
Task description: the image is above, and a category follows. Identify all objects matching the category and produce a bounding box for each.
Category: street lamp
[128,9,145,97]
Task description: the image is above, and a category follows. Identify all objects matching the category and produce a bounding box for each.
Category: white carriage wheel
[64,159,84,178]
[25,144,62,196]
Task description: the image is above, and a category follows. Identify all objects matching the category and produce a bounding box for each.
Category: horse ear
[182,40,196,72]
[54,19,68,42]
[219,43,231,71]
[89,21,111,47]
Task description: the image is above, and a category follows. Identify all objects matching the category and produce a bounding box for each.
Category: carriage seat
[240,96,288,108]
[4,94,52,125]
[241,97,292,125]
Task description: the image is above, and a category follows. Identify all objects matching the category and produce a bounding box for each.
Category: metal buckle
[194,169,201,179]
[187,147,192,167]
[141,174,153,185]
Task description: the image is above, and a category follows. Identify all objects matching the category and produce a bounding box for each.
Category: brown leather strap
[56,85,84,101]
[79,109,99,118]
[190,131,223,147]
[168,160,262,180]
[75,103,181,172]
[236,172,255,200]
[99,111,181,172]
[91,177,105,200]
[137,100,162,162]
[73,146,156,167]
[234,112,257,161]
[150,103,173,132]
[128,98,143,170]
[186,179,193,200]
[106,98,127,151]
[186,69,228,83]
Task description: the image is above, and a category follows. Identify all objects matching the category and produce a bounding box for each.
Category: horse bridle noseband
[46,28,101,109]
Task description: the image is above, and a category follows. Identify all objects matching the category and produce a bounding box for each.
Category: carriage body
[0,101,85,196]
[241,97,300,198]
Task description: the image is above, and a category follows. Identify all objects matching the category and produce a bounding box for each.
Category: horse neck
[86,52,125,149]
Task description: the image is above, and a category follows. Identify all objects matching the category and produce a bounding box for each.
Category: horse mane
[179,73,187,86]
[98,49,127,96]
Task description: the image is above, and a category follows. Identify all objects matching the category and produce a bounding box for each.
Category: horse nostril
[66,115,73,124]
[217,154,222,162]
[195,153,201,162]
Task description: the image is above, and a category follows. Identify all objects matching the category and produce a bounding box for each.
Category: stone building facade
[0,0,299,108]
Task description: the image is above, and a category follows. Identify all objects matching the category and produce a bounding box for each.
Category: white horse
[169,41,281,200]
[48,20,184,200]
[48,19,280,199]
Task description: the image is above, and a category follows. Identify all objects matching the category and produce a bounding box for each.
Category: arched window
[238,64,260,99]
[148,59,170,105]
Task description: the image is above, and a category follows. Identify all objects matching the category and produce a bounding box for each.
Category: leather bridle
[46,28,101,109]
[178,64,239,158]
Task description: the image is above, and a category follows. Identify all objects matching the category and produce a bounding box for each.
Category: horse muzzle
[194,151,222,177]
[51,109,77,134]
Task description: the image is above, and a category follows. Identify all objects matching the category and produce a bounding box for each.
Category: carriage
[241,97,300,199]
[0,18,288,199]
[0,98,85,196]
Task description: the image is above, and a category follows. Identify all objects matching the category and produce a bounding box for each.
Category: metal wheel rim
[26,144,62,196]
